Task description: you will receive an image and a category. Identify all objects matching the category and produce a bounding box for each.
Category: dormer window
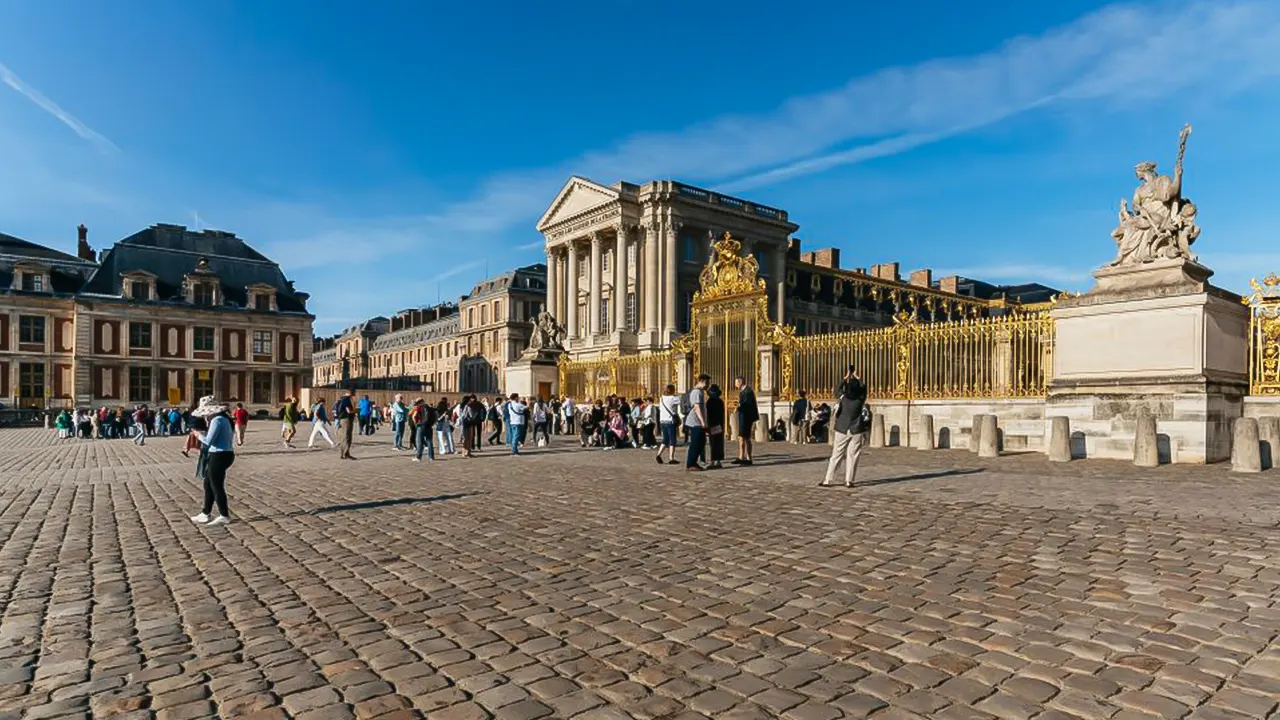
[247,284,277,312]
[129,281,149,300]
[11,262,51,293]
[121,271,157,301]
[193,283,215,306]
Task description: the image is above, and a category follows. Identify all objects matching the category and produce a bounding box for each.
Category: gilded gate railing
[1243,273,1280,396]
[784,311,1055,400]
[558,351,676,401]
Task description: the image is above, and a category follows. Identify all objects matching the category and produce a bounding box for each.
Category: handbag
[709,425,724,436]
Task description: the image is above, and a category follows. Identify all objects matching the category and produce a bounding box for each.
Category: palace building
[1,223,313,411]
[536,177,1056,359]
[309,263,547,395]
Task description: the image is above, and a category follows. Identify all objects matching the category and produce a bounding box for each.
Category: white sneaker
[207,515,231,526]
[190,513,210,524]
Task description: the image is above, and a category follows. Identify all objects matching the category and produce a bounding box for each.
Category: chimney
[939,276,960,294]
[391,316,403,332]
[874,262,900,283]
[813,248,840,270]
[800,251,815,265]
[76,224,95,261]
[909,269,932,288]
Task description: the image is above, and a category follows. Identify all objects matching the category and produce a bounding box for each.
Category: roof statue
[1110,125,1200,267]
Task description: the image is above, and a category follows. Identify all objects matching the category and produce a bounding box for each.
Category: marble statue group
[1110,125,1201,267]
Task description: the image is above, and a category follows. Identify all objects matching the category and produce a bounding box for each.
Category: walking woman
[189,396,236,526]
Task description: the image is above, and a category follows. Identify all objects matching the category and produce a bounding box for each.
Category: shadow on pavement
[855,468,984,487]
[291,492,482,516]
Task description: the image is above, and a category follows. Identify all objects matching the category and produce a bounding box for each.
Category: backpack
[410,405,425,424]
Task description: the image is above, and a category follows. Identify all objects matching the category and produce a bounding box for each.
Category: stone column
[773,243,788,324]
[566,241,580,339]
[643,221,659,338]
[545,247,559,322]
[614,225,628,334]
[663,220,681,339]
[589,232,603,337]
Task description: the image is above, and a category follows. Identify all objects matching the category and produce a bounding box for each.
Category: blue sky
[2,0,1279,335]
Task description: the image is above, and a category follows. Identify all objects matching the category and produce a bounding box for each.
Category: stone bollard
[916,415,935,450]
[1258,416,1279,470]
[1047,416,1071,462]
[1231,417,1262,473]
[1133,412,1159,468]
[978,414,999,458]
[969,414,986,453]
[756,412,770,442]
[870,413,886,448]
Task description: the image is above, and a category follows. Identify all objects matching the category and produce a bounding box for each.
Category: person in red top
[232,403,250,446]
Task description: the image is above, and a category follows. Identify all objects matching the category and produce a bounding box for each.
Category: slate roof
[465,263,547,301]
[79,224,311,314]
[370,313,460,352]
[0,231,98,296]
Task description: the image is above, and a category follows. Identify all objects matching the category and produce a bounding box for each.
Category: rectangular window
[21,273,44,292]
[128,367,152,403]
[193,327,215,351]
[492,300,501,322]
[19,363,45,401]
[252,330,273,355]
[682,236,697,263]
[18,316,45,344]
[679,291,694,333]
[129,322,152,349]
[253,294,271,311]
[252,372,272,404]
[193,283,215,306]
[602,251,611,274]
[599,299,609,333]
[130,281,149,300]
[626,292,637,332]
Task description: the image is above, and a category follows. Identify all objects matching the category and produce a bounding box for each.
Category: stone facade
[537,177,1057,360]
[1,224,313,411]
[309,264,546,395]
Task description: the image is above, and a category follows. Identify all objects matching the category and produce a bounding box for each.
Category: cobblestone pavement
[1,426,1278,720]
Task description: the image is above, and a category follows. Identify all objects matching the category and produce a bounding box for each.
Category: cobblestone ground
[1,425,1278,720]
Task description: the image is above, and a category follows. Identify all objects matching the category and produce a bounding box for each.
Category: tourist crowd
[47,367,871,527]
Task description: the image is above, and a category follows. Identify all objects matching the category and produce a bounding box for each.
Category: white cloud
[429,0,1280,235]
[0,62,119,154]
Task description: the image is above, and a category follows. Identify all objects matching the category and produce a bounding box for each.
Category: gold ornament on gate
[695,233,767,302]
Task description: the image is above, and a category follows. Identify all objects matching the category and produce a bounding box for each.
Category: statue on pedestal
[1110,124,1200,266]
[524,305,565,359]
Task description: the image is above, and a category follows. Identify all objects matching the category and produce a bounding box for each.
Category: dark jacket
[791,397,808,423]
[833,378,868,435]
[706,388,725,430]
[736,386,759,423]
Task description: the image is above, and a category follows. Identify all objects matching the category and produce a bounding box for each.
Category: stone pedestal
[1048,259,1249,464]
[505,350,563,401]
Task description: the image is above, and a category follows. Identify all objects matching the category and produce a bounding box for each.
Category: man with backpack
[335,389,357,460]
[410,398,437,462]
[821,366,870,488]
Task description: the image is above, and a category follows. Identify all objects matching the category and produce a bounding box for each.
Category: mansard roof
[80,224,311,314]
[0,231,97,295]
[464,263,547,301]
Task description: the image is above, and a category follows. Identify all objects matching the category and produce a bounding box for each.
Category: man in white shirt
[562,397,576,435]
[506,393,527,455]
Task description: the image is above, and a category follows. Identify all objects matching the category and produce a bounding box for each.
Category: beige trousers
[823,430,867,486]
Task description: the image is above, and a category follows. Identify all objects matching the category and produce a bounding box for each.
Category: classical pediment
[536,176,619,231]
